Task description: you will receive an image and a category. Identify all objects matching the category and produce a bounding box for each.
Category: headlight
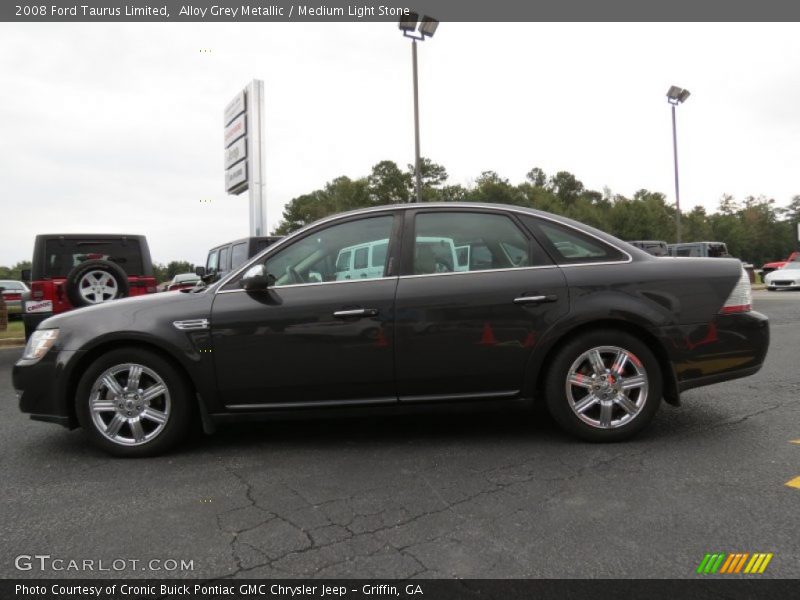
[22,329,59,361]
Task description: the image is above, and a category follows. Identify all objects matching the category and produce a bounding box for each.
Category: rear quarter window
[521,217,627,265]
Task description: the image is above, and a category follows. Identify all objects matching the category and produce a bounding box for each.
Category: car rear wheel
[545,329,662,442]
[75,348,191,457]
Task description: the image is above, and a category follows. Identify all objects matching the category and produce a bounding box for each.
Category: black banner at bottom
[1,579,795,600]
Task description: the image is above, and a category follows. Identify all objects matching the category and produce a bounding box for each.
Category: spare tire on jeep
[65,259,130,307]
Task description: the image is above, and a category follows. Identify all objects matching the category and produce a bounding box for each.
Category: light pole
[399,13,438,203]
[666,85,690,243]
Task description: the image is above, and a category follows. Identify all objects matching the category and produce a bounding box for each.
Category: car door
[211,213,402,408]
[394,209,569,401]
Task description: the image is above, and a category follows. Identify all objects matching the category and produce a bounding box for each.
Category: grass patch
[0,319,24,339]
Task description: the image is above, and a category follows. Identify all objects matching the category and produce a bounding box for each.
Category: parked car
[627,240,669,257]
[761,250,800,276]
[200,236,282,282]
[667,241,730,258]
[13,204,768,456]
[166,273,201,292]
[20,234,157,339]
[0,280,29,318]
[764,261,800,291]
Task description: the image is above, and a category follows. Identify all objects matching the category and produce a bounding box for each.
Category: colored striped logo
[696,553,773,574]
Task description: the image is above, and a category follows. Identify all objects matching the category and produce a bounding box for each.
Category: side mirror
[21,269,31,282]
[194,266,206,277]
[241,264,269,292]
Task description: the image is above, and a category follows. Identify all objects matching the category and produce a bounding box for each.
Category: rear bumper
[659,311,769,394]
[13,349,80,429]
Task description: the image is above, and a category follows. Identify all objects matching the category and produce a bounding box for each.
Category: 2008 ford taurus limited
[13,204,770,456]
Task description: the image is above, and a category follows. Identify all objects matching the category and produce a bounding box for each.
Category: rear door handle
[513,295,557,305]
[333,308,379,318]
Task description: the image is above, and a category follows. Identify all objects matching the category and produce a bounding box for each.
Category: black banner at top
[3,0,800,22]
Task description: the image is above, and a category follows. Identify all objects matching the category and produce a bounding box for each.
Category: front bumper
[13,348,81,429]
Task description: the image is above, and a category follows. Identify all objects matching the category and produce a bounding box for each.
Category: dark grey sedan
[13,204,769,456]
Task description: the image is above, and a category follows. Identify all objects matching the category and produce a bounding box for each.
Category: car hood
[39,289,213,345]
[766,267,800,279]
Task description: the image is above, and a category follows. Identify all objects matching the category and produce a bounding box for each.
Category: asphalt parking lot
[1,290,798,579]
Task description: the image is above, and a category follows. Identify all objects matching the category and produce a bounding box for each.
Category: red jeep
[761,250,800,275]
[21,234,157,339]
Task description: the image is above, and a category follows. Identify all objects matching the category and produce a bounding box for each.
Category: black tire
[65,259,130,308]
[766,288,776,292]
[75,348,192,457]
[544,329,662,442]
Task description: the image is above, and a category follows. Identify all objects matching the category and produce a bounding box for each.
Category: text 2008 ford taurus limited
[13,204,769,456]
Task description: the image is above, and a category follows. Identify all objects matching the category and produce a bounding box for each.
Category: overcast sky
[1,22,799,266]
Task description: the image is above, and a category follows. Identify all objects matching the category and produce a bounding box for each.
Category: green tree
[368,160,411,204]
[0,260,32,281]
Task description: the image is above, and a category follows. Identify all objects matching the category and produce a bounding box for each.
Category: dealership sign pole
[224,80,266,237]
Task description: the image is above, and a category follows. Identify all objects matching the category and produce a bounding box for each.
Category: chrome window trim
[216,275,400,294]
[399,265,557,280]
[212,203,633,295]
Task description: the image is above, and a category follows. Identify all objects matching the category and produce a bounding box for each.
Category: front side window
[412,212,540,275]
[206,250,219,272]
[522,217,626,264]
[227,216,394,289]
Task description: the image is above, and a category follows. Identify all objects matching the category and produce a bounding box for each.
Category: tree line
[273,159,800,267]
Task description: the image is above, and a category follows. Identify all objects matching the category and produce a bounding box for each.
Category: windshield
[781,262,800,270]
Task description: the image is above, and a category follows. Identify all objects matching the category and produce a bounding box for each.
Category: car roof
[34,234,147,240]
[208,236,281,251]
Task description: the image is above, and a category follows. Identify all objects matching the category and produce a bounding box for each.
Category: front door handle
[333,308,379,318]
[513,295,558,305]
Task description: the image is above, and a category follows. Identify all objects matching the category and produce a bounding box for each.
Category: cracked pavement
[1,291,799,579]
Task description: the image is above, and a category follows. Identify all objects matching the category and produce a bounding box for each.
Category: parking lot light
[399,14,439,202]
[667,85,690,242]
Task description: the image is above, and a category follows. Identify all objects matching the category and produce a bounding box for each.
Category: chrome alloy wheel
[88,363,171,446]
[78,270,119,304]
[565,345,649,429]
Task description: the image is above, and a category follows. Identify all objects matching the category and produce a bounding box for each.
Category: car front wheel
[545,329,662,442]
[75,348,191,456]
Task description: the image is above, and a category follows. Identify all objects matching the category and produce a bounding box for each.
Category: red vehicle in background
[21,234,157,339]
[761,250,800,275]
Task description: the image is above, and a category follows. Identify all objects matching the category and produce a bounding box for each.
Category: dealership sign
[223,80,266,236]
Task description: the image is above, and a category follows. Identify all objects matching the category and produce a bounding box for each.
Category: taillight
[719,269,752,314]
[31,282,44,299]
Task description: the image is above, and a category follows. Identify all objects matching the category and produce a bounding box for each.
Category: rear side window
[371,242,388,268]
[412,212,548,275]
[522,217,626,264]
[354,247,369,270]
[44,239,144,277]
[218,247,230,272]
[231,243,248,268]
